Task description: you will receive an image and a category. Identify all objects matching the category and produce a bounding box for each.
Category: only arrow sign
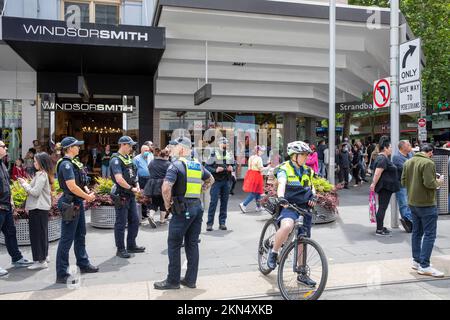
[402,45,417,69]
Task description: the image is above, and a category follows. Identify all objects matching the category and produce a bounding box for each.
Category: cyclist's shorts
[277,207,312,238]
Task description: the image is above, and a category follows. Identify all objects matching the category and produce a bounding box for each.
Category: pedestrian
[317,140,327,177]
[239,145,267,213]
[205,137,235,231]
[368,144,380,175]
[154,136,214,290]
[144,147,171,226]
[50,143,62,171]
[0,140,33,277]
[370,136,400,236]
[358,142,368,182]
[18,152,54,270]
[24,150,36,177]
[55,137,99,284]
[351,144,362,187]
[337,143,351,189]
[402,143,445,277]
[110,136,145,259]
[100,144,112,178]
[11,158,26,181]
[392,140,414,233]
[133,144,152,220]
[306,144,319,174]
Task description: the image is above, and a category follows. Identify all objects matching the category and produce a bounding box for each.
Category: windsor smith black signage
[1,16,165,49]
[41,102,134,113]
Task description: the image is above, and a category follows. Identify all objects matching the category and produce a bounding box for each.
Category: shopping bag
[369,191,377,224]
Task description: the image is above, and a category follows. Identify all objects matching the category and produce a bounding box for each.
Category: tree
[349,0,450,113]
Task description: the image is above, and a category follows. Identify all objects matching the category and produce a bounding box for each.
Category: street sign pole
[390,0,400,228]
[328,0,336,185]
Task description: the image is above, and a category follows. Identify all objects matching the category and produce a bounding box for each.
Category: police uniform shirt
[58,158,77,194]
[110,156,125,177]
[165,159,211,196]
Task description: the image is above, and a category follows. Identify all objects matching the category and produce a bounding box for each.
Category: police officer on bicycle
[267,141,317,287]
[56,137,98,284]
[110,136,145,259]
[154,136,214,290]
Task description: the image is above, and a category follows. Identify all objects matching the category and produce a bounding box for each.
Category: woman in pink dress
[306,144,319,174]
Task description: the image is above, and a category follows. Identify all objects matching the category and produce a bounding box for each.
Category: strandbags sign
[41,102,134,113]
[1,16,165,49]
[335,101,373,113]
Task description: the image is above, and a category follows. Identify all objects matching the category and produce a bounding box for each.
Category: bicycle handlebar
[272,197,313,218]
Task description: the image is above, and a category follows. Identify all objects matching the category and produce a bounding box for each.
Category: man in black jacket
[337,144,352,189]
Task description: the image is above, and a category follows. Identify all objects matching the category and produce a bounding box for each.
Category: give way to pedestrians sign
[373,77,391,109]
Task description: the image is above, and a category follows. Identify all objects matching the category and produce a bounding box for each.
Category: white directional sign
[400,38,421,84]
[418,127,427,142]
[400,80,422,114]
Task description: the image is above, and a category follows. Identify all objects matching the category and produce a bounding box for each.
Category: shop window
[0,100,22,170]
[62,1,121,25]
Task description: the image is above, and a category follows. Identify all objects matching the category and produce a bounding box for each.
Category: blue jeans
[167,199,203,285]
[114,196,140,250]
[318,160,326,177]
[101,165,110,178]
[395,187,412,221]
[0,208,23,263]
[410,206,438,268]
[56,197,90,278]
[243,193,262,207]
[207,179,230,226]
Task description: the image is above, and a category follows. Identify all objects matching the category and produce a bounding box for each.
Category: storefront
[1,14,165,170]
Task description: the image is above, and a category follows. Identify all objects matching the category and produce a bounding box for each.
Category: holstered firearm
[171,196,187,215]
[110,184,125,208]
[60,194,80,222]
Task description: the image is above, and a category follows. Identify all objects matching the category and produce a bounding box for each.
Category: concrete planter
[90,204,142,229]
[0,216,62,246]
[312,205,337,224]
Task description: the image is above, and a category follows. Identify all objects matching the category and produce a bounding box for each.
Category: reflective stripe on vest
[278,161,313,187]
[214,150,233,162]
[112,153,133,166]
[179,157,202,199]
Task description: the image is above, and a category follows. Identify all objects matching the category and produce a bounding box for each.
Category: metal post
[390,0,400,228]
[328,0,336,185]
[205,41,208,84]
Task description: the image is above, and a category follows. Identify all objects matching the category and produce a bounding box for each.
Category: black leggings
[376,189,393,231]
[29,209,49,262]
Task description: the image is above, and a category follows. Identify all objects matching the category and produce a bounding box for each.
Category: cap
[61,137,84,148]
[218,137,229,145]
[118,136,137,146]
[169,136,192,149]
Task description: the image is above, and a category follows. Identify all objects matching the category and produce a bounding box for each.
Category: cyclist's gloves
[277,197,289,206]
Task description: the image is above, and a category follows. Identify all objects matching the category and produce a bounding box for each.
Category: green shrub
[94,177,114,195]
[11,180,28,209]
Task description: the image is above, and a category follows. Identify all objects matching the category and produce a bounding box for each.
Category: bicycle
[258,197,328,300]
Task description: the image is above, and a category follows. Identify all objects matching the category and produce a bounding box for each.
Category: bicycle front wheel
[257,219,279,275]
[277,238,328,300]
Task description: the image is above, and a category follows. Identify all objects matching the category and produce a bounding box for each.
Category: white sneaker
[239,203,247,213]
[0,267,8,278]
[412,261,432,270]
[46,256,50,263]
[27,261,48,270]
[255,206,263,212]
[418,266,444,278]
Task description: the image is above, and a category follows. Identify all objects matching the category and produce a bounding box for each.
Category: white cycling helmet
[287,141,312,156]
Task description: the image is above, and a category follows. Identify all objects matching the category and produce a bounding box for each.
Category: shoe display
[27,261,48,270]
[267,250,278,270]
[116,249,131,259]
[418,266,445,278]
[154,279,180,290]
[80,264,99,274]
[219,225,227,230]
[297,274,317,288]
[127,246,146,253]
[180,277,196,289]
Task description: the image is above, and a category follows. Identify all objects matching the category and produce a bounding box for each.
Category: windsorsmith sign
[41,102,134,113]
[1,16,165,49]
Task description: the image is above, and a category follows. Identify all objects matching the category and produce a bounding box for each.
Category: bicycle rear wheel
[257,219,279,275]
[277,238,328,300]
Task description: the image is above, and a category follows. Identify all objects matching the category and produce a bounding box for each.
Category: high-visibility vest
[179,157,202,199]
[276,161,314,205]
[214,150,233,164]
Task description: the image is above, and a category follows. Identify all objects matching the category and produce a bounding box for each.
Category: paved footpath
[1,182,449,300]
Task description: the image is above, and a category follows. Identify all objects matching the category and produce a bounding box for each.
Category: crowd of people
[0,134,448,286]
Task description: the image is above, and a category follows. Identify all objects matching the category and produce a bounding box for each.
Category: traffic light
[437,101,449,112]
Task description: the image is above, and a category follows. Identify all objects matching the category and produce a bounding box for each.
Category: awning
[1,16,165,75]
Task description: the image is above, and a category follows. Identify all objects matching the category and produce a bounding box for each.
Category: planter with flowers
[0,180,62,246]
[87,177,145,229]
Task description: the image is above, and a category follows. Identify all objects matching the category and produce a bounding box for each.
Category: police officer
[267,141,317,287]
[154,136,214,290]
[110,136,145,259]
[205,137,235,231]
[56,137,98,284]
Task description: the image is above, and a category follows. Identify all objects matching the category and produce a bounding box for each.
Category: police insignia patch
[114,160,119,165]
[65,164,71,170]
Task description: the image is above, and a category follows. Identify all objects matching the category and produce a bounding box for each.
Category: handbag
[369,191,377,224]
